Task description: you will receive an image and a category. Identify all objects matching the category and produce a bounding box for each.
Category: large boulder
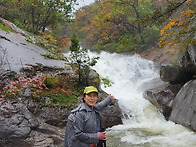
[101,99,123,128]
[143,85,174,120]
[0,99,39,143]
[169,80,196,131]
[179,44,196,74]
[28,102,71,127]
[98,88,123,128]
[0,99,66,147]
[160,65,193,84]
[143,78,184,120]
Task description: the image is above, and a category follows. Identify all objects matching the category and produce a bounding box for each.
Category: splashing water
[89,51,196,147]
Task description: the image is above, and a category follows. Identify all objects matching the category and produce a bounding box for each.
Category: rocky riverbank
[0,18,122,147]
[143,44,196,131]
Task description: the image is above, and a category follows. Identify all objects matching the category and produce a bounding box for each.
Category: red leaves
[1,75,48,98]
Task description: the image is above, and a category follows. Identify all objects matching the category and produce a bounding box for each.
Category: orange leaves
[160,18,178,36]
[159,2,196,49]
[181,9,195,18]
[58,35,70,48]
[178,20,184,26]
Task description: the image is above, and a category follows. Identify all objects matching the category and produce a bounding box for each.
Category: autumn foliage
[1,75,48,98]
[159,0,196,51]
[71,0,161,53]
[70,0,195,53]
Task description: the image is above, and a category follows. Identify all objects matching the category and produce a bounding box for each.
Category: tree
[158,0,196,51]
[19,0,77,34]
[69,34,99,86]
[1,0,77,34]
[71,3,102,49]
[71,0,160,53]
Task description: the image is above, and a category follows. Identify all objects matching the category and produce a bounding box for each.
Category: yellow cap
[83,86,98,94]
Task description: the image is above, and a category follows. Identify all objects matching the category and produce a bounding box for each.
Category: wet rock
[0,29,66,73]
[34,106,70,127]
[160,65,193,84]
[0,100,39,143]
[88,69,100,88]
[28,123,65,147]
[169,80,196,131]
[143,85,174,120]
[0,121,65,147]
[98,90,123,128]
[0,98,66,147]
[179,44,196,74]
[102,100,123,128]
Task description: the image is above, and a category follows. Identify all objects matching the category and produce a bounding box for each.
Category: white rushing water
[89,51,196,147]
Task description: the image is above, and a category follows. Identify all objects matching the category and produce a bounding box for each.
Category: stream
[90,51,196,147]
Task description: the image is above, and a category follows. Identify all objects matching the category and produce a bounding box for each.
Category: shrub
[2,75,48,98]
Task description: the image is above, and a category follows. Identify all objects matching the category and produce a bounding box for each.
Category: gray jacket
[64,97,112,147]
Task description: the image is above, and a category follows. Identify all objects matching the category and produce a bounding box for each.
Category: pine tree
[69,33,99,86]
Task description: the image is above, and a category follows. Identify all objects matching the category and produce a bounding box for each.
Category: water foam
[89,51,196,147]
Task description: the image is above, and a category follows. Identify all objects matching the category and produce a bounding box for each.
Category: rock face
[0,99,38,145]
[28,104,70,127]
[169,80,196,131]
[0,28,66,73]
[102,102,123,128]
[160,65,193,84]
[179,44,196,74]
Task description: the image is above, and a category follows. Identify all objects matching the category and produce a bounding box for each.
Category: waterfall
[89,51,196,147]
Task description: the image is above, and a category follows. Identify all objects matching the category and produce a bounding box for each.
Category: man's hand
[97,131,106,140]
[109,94,115,101]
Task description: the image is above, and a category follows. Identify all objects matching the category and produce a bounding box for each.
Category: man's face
[84,92,98,107]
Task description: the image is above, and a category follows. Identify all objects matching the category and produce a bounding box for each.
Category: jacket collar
[71,103,94,113]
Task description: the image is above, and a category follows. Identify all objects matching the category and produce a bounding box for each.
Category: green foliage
[40,74,79,109]
[69,33,99,86]
[50,94,78,105]
[101,77,113,88]
[39,93,78,109]
[44,75,58,89]
[1,0,77,35]
[41,52,66,61]
[36,32,68,60]
[25,36,34,44]
[69,33,80,52]
[0,23,12,32]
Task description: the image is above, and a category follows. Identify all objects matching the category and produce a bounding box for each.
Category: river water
[89,51,196,147]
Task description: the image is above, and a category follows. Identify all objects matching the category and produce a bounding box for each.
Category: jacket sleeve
[73,111,99,144]
[94,96,112,111]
